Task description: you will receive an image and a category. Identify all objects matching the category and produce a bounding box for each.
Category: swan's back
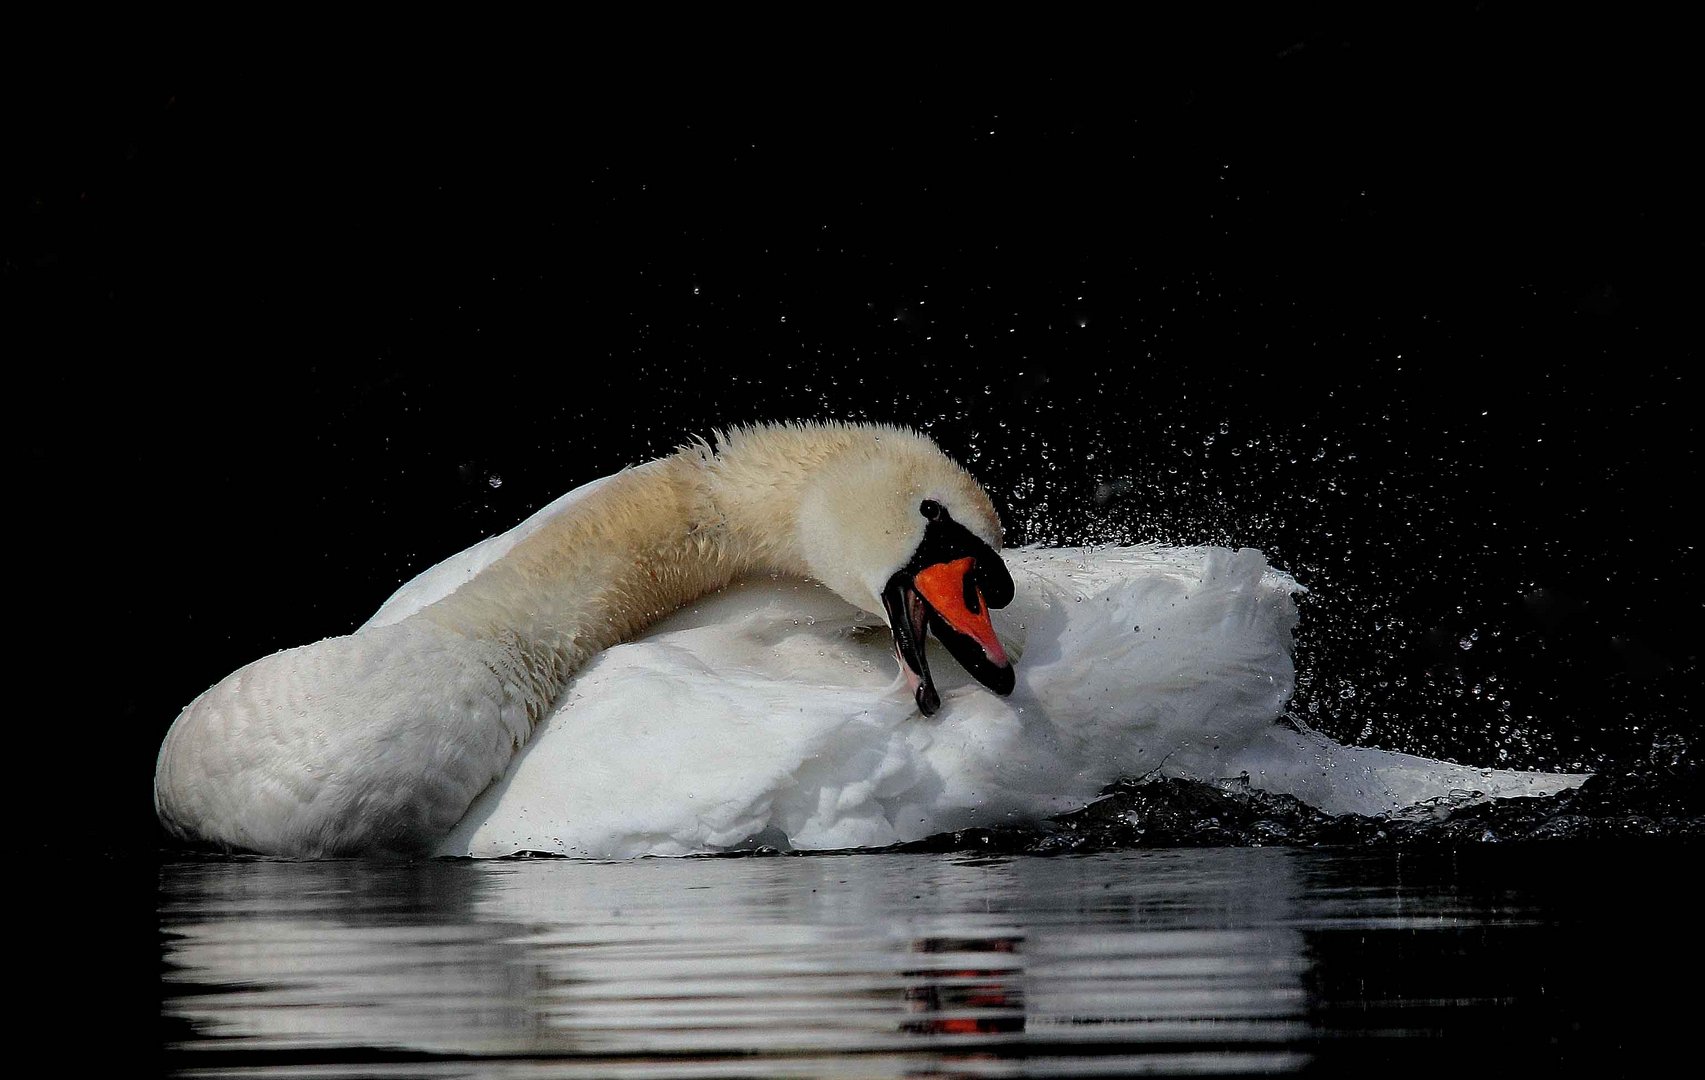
[438,544,1303,857]
[363,474,618,630]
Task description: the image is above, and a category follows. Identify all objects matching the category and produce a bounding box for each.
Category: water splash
[885,760,1704,854]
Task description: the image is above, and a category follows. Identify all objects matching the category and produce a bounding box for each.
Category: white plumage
[437,544,1580,857]
[154,422,1583,858]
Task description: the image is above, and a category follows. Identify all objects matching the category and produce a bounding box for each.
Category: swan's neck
[408,425,887,721]
[152,422,1000,856]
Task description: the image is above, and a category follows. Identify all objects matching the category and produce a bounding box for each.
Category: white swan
[155,422,1583,858]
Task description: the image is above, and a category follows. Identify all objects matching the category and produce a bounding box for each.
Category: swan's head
[797,433,1015,715]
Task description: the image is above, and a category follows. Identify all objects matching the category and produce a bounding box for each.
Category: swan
[154,422,1584,858]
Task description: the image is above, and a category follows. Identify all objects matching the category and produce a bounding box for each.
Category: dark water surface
[153,845,1690,1078]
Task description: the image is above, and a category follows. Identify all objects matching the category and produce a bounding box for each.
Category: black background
[10,10,1698,861]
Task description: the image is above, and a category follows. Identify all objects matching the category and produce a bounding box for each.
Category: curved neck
[407,424,888,722]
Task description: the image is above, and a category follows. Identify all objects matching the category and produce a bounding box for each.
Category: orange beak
[880,515,1016,716]
[912,557,1010,668]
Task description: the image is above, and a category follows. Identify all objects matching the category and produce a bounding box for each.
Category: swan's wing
[436,577,923,857]
[364,474,619,629]
[436,545,1295,857]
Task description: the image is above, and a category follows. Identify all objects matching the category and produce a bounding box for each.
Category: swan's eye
[919,499,943,520]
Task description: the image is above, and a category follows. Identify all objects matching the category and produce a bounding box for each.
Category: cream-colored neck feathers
[412,422,1001,721]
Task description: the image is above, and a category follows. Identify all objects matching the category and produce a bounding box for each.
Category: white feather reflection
[161,852,1316,1074]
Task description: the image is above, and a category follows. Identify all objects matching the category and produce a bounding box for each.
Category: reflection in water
[900,936,1025,1036]
[159,860,542,1056]
[161,851,1313,1075]
[158,847,1677,1076]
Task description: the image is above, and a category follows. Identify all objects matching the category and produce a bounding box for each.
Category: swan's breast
[155,621,536,856]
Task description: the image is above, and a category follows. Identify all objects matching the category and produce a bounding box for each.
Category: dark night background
[9,12,1697,861]
[6,13,1699,1074]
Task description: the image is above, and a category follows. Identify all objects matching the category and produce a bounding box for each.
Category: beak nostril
[974,560,1015,610]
